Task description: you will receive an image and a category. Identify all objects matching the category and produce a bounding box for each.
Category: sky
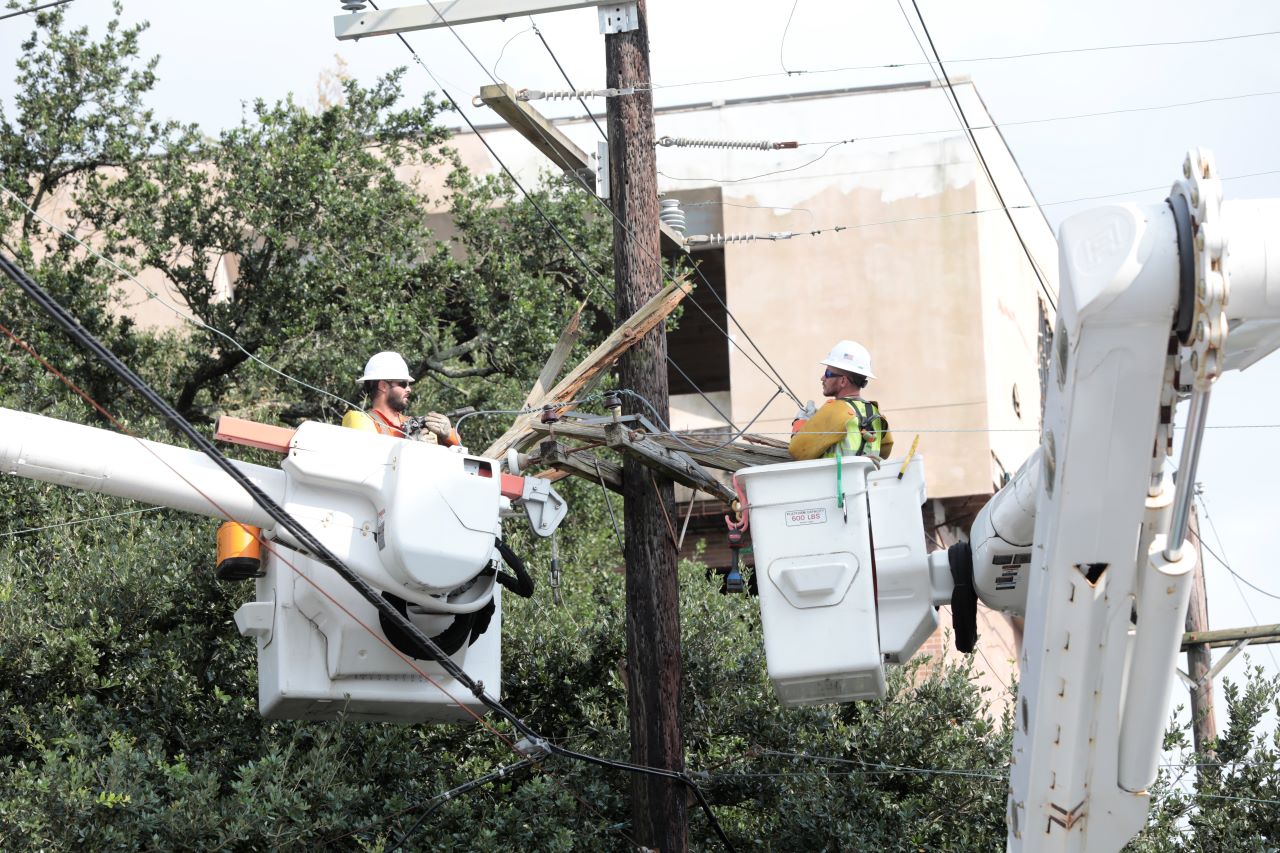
[2,0,1278,731]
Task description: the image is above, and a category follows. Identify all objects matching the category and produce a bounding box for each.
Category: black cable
[530,19,607,141]
[385,758,538,853]
[0,0,74,21]
[904,0,1058,313]
[1189,527,1280,601]
[494,538,535,598]
[0,251,736,851]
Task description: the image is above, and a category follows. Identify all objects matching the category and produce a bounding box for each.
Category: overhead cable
[0,504,163,539]
[0,0,75,21]
[648,27,1280,91]
[901,0,1057,311]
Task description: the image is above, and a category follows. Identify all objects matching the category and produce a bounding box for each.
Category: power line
[779,0,803,76]
[653,91,1280,184]
[0,0,75,21]
[902,0,1056,311]
[0,505,163,539]
[1190,526,1280,602]
[645,27,1280,92]
[384,758,540,853]
[1194,491,1280,670]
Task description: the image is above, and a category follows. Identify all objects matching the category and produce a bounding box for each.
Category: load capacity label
[784,507,827,526]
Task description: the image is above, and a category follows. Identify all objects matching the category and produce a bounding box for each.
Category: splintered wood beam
[526,422,736,502]
[603,421,736,503]
[523,300,585,410]
[536,438,623,494]
[524,421,789,472]
[482,274,693,459]
[476,83,686,255]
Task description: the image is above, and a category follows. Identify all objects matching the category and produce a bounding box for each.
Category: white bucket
[737,456,885,705]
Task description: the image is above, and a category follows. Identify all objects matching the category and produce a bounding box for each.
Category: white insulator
[518,87,635,102]
[656,136,774,151]
[659,198,686,234]
[340,1,368,10]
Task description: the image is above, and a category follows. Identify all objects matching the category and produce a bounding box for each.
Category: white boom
[0,412,568,723]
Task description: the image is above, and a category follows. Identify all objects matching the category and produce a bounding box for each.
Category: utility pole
[1185,506,1217,755]
[605,2,688,849]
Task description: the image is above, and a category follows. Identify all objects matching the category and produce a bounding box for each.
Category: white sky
[2,0,1278,721]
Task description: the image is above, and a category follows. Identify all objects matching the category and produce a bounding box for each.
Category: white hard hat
[820,339,875,379]
[358,351,413,383]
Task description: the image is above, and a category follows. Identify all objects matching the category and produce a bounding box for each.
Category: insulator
[657,136,787,151]
[340,1,368,10]
[517,87,635,102]
[659,198,686,235]
[686,231,798,247]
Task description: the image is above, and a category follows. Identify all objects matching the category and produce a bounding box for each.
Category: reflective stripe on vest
[824,398,885,459]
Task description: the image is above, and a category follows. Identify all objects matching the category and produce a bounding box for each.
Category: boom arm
[968,151,1280,852]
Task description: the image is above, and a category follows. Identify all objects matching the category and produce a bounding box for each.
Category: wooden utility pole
[605,2,688,849]
[1184,507,1217,755]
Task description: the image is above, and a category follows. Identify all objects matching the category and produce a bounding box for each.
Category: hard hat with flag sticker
[820,340,875,379]
[358,351,413,383]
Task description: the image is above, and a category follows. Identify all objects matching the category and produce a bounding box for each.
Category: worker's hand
[422,412,453,443]
[791,400,817,433]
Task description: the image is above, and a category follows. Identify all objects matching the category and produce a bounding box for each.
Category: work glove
[791,400,817,433]
[422,412,453,443]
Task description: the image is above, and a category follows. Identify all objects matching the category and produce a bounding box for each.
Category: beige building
[445,78,1057,700]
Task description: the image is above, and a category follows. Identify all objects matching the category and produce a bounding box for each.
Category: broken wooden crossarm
[482,275,693,460]
[536,438,623,494]
[648,433,791,471]
[602,422,736,503]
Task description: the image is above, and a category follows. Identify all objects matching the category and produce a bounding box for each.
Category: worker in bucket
[789,339,893,461]
[215,351,458,580]
[341,351,459,445]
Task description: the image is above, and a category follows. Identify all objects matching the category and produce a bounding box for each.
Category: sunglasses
[388,380,410,389]
[822,369,840,379]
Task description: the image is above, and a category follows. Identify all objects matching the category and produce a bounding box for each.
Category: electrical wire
[643,27,1280,92]
[530,17,607,141]
[384,758,540,853]
[900,0,1057,312]
[0,505,163,539]
[672,166,1280,246]
[1190,527,1280,602]
[658,139,855,185]
[779,0,803,76]
[0,0,74,21]
[0,250,736,851]
[1193,491,1280,670]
